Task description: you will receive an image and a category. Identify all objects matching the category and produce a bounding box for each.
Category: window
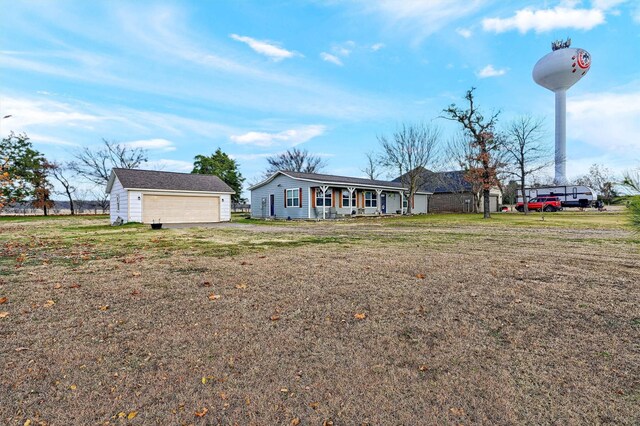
[572,187,578,199]
[403,198,408,208]
[286,188,300,207]
[342,190,352,207]
[316,188,332,207]
[116,194,120,212]
[364,191,377,208]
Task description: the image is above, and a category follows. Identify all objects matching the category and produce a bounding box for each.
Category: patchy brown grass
[1,215,639,425]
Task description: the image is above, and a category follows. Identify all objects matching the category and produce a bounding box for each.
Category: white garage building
[106,168,233,224]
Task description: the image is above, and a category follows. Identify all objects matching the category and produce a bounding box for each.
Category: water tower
[533,38,591,185]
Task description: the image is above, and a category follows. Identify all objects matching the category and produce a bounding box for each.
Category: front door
[380,193,387,213]
[269,194,275,216]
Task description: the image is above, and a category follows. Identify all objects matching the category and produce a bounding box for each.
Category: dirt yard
[1,212,638,425]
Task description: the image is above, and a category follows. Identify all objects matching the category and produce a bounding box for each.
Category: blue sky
[1,0,639,194]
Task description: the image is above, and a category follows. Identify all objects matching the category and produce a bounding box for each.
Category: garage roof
[107,168,234,193]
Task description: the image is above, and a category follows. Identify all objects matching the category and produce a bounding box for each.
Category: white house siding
[128,191,142,222]
[220,195,231,221]
[413,194,428,214]
[109,177,129,224]
[251,174,314,219]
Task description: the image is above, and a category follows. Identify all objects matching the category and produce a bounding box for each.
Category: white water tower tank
[533,39,591,185]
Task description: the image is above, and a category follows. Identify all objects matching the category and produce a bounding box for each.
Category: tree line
[1,88,637,222]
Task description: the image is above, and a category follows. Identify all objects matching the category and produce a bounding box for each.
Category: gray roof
[283,171,406,189]
[110,168,234,193]
[393,168,473,193]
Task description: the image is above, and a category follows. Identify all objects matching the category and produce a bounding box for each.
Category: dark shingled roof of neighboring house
[393,168,473,193]
[110,168,234,193]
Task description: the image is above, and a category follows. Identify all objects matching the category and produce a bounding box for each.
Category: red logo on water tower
[577,49,591,69]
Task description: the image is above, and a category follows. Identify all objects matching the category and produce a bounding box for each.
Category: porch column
[320,185,329,220]
[375,189,383,214]
[347,187,355,215]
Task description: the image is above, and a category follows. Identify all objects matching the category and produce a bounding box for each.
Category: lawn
[1,211,638,424]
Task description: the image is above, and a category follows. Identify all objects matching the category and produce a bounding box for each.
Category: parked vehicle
[516,196,563,212]
[517,185,597,208]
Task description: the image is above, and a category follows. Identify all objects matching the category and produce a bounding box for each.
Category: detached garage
[106,168,234,224]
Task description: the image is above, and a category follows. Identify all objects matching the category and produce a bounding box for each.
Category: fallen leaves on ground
[43,300,55,308]
[0,312,9,319]
[200,281,212,287]
[291,418,300,426]
[416,273,426,279]
[235,283,247,289]
[194,407,208,417]
[127,411,137,420]
[270,314,280,321]
[309,402,319,410]
[131,272,141,277]
[208,293,221,301]
[99,305,110,311]
[70,384,77,390]
[53,283,63,289]
[0,297,7,304]
[131,290,141,296]
[450,407,465,416]
[418,364,429,371]
[354,312,366,320]
[68,283,81,289]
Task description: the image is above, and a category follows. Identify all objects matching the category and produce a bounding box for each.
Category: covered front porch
[309,185,408,219]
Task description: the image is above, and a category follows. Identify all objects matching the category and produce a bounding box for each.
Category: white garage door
[142,195,220,223]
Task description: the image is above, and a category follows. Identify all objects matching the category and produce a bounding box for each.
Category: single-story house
[393,168,502,213]
[249,170,432,219]
[106,168,234,224]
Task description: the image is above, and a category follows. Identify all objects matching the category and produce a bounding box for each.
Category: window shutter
[299,188,303,208]
[284,189,287,208]
[339,191,343,208]
[311,188,316,208]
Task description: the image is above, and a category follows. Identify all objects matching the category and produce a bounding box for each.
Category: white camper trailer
[517,186,597,208]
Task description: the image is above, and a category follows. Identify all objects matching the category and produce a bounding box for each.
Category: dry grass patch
[0,215,639,424]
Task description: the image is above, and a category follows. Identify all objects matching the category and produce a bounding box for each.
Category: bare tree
[445,134,485,212]
[502,116,551,214]
[442,88,503,219]
[50,162,77,215]
[378,123,440,214]
[361,151,382,180]
[91,190,110,214]
[575,164,617,205]
[265,147,327,175]
[70,139,147,186]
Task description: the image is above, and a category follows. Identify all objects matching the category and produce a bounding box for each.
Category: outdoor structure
[533,38,591,185]
[106,168,233,224]
[393,168,502,213]
[249,171,431,219]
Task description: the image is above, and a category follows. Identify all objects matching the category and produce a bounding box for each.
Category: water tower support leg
[554,89,567,185]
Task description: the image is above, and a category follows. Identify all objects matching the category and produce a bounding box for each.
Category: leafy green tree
[192,148,245,203]
[0,132,49,211]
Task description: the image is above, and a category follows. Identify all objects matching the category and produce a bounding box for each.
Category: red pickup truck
[516,196,563,212]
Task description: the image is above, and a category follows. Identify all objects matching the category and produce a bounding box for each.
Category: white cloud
[591,0,627,11]
[476,64,507,78]
[350,0,492,41]
[456,27,472,38]
[146,159,193,172]
[124,138,176,151]
[230,125,326,147]
[370,43,385,51]
[229,34,299,61]
[482,7,605,33]
[567,90,640,154]
[320,52,343,66]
